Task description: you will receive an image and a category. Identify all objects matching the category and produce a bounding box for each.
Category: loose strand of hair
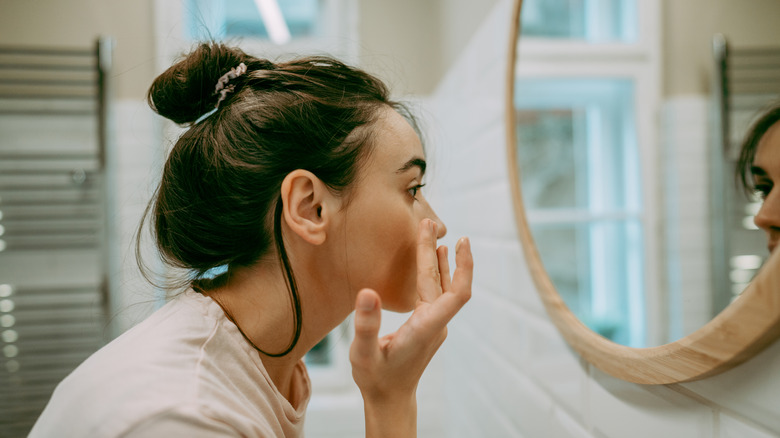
[259,198,303,358]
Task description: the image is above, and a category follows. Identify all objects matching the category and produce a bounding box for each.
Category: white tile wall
[588,368,715,438]
[681,340,780,434]
[109,99,164,335]
[720,413,780,438]
[661,97,714,340]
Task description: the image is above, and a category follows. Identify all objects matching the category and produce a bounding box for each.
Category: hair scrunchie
[193,62,248,125]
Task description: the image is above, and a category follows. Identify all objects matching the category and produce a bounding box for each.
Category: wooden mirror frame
[505,0,780,384]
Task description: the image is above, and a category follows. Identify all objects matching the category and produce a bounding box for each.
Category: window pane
[515,109,586,210]
[532,220,644,346]
[520,0,637,43]
[187,0,321,40]
[305,335,331,366]
[515,78,640,214]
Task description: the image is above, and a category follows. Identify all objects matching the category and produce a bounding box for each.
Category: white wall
[428,1,780,436]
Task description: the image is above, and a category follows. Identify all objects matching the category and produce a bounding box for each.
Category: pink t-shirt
[29,289,310,437]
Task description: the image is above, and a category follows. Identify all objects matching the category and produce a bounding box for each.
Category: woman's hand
[349,218,473,438]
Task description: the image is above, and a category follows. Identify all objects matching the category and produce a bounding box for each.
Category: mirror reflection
[515,79,643,346]
[513,0,780,347]
[520,0,635,42]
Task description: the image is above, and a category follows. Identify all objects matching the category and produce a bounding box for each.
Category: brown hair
[737,102,780,195]
[140,42,408,356]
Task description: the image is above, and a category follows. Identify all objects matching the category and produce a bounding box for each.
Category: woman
[738,103,780,253]
[30,42,472,437]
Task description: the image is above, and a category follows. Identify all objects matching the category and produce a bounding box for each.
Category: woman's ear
[279,170,337,245]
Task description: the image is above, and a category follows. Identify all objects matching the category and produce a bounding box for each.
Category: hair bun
[147,42,260,124]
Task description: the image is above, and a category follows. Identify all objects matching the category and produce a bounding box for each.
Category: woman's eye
[755,184,772,199]
[408,184,425,199]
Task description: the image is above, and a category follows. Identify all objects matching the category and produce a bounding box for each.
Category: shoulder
[31,292,308,437]
[121,403,277,438]
[30,293,225,436]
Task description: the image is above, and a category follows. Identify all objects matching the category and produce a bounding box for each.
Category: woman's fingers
[350,237,472,411]
[437,245,452,292]
[417,219,442,303]
[416,237,473,334]
[452,237,473,294]
[350,289,382,365]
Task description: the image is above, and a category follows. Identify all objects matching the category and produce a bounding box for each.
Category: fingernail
[358,292,375,311]
[456,237,468,253]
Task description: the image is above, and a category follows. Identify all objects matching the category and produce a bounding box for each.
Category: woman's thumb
[351,289,381,362]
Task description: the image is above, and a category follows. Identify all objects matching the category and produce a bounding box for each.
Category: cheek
[348,207,420,311]
[379,234,418,311]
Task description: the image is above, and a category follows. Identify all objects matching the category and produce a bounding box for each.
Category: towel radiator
[0,38,113,437]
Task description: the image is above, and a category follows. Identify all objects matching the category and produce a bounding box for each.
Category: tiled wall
[661,96,714,342]
[426,1,780,436]
[108,100,164,335]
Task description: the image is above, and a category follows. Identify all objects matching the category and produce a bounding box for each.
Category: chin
[382,301,416,313]
[379,288,418,313]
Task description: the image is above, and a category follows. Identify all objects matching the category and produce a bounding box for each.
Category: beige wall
[663,0,780,96]
[0,0,156,100]
[358,0,500,95]
[0,0,497,98]
[5,0,779,99]
[358,0,442,96]
[439,0,500,77]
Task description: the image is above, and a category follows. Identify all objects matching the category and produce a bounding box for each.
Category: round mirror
[507,0,780,383]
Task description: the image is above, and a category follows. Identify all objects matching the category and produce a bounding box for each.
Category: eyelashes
[408,183,425,200]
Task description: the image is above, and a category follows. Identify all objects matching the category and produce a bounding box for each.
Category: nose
[433,214,447,239]
[754,192,780,232]
[421,195,447,239]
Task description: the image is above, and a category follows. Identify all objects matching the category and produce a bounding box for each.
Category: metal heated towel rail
[0,38,113,437]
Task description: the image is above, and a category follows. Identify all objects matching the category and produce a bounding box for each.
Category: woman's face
[752,121,780,253]
[338,106,447,312]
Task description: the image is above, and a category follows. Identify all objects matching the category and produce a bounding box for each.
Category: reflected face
[340,106,447,312]
[752,121,780,253]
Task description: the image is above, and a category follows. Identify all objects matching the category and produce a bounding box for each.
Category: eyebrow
[751,166,767,176]
[396,157,426,176]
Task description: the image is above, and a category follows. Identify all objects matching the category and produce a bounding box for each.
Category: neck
[201,252,352,399]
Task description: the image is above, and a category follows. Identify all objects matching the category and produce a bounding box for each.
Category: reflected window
[515,78,644,346]
[520,0,637,43]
